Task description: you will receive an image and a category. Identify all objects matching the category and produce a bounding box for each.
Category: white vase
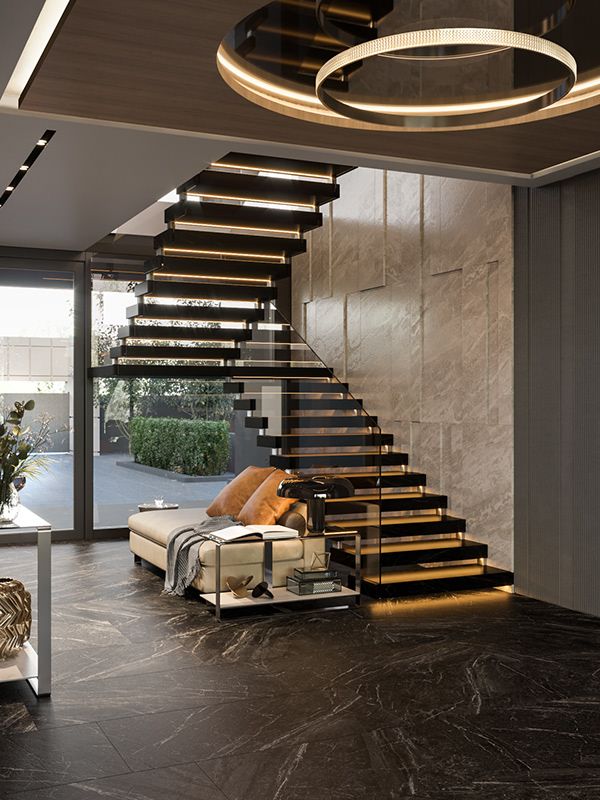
[0,483,20,524]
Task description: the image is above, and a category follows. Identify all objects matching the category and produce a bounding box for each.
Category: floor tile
[2,762,227,800]
[198,733,411,800]
[0,723,129,796]
[99,689,363,770]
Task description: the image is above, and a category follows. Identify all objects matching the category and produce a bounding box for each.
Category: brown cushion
[237,469,296,526]
[206,466,275,518]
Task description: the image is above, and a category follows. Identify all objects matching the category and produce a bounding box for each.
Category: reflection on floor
[18,455,227,530]
[0,540,599,799]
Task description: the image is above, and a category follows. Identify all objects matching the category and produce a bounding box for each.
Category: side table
[199,529,361,621]
[0,506,51,697]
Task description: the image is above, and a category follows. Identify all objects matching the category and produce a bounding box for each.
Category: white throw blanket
[164,515,236,596]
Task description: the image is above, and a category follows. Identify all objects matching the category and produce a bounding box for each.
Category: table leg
[354,533,361,603]
[215,543,221,621]
[29,527,51,697]
[264,540,273,587]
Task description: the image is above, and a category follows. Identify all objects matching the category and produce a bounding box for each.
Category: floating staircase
[90,149,513,599]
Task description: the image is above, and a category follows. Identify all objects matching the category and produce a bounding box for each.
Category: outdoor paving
[18,454,226,530]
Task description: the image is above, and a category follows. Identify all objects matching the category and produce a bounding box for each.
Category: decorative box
[286,575,342,595]
[293,567,339,581]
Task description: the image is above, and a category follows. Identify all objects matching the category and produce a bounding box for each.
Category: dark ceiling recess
[0,129,55,209]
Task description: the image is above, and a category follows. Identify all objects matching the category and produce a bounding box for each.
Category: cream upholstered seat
[129,505,323,594]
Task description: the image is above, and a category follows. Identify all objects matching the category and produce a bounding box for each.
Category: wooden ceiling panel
[19,0,600,177]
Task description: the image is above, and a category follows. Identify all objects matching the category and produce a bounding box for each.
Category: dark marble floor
[0,541,599,799]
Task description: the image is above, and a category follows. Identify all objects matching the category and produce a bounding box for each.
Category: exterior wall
[514,171,600,617]
[292,168,514,570]
[0,336,72,452]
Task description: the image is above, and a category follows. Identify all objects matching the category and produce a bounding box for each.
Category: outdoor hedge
[129,417,230,476]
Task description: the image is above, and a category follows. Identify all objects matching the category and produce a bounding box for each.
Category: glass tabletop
[0,506,52,533]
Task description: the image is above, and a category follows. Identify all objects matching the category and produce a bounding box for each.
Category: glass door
[0,262,78,534]
[90,269,233,533]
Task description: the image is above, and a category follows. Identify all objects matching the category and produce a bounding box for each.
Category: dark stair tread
[135,280,276,302]
[256,432,393,448]
[212,152,354,180]
[126,303,265,323]
[329,515,467,537]
[119,325,252,342]
[145,255,291,282]
[89,364,330,379]
[177,170,340,207]
[89,364,231,379]
[245,414,377,429]
[230,366,331,379]
[234,398,256,411]
[110,345,241,360]
[360,566,514,598]
[333,538,488,568]
[224,380,347,394]
[325,492,447,513]
[270,452,408,469]
[165,200,323,234]
[314,470,427,489]
[154,229,306,258]
[286,398,364,410]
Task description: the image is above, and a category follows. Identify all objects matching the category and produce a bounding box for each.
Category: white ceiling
[0,2,228,251]
[0,110,228,250]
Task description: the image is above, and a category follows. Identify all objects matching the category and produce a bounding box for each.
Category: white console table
[0,507,51,697]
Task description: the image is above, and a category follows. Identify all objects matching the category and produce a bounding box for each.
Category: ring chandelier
[315,0,576,59]
[315,28,578,129]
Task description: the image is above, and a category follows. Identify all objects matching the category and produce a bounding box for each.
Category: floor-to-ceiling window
[0,262,77,532]
[0,251,234,540]
[90,270,230,531]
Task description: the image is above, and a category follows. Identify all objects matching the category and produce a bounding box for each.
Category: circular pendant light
[315,0,576,58]
[315,27,577,129]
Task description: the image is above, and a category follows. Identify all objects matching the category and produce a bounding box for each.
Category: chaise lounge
[128,466,324,593]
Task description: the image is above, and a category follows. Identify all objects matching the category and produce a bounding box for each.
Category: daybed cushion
[237,469,296,525]
[128,507,304,563]
[128,507,209,547]
[205,465,275,518]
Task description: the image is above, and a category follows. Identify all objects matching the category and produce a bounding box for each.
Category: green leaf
[23,400,35,411]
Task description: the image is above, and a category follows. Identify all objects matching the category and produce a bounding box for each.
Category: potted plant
[0,400,50,523]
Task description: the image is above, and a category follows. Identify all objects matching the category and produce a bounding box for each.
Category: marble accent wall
[292,169,514,570]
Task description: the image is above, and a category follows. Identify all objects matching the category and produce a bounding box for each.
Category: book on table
[214,524,299,542]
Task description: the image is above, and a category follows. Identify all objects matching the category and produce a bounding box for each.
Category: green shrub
[129,417,230,476]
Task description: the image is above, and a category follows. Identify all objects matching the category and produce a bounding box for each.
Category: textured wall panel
[515,170,600,616]
[293,168,514,570]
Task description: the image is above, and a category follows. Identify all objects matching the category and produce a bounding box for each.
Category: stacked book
[286,567,342,595]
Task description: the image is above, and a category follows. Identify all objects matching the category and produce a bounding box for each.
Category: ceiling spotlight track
[315,0,576,58]
[0,129,55,208]
[315,28,577,128]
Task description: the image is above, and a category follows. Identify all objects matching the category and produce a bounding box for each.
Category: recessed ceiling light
[0,129,55,209]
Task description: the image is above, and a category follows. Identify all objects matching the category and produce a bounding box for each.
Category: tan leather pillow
[206,466,275,518]
[237,469,296,526]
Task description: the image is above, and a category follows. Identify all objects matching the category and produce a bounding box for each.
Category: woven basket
[0,578,31,659]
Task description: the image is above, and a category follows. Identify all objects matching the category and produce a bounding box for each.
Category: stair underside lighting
[162,247,287,262]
